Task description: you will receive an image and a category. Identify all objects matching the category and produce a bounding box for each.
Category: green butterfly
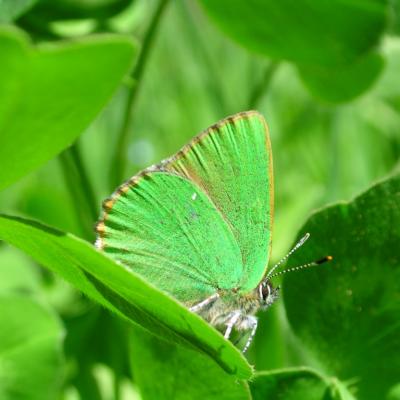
[96,111,325,352]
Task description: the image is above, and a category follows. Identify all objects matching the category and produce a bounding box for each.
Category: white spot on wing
[191,192,197,201]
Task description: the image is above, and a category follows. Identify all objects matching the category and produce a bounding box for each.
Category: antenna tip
[316,255,333,265]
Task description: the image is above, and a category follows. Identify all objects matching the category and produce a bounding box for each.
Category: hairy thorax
[198,289,262,329]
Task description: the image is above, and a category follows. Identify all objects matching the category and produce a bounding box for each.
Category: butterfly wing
[163,111,273,293]
[96,111,273,303]
[96,171,243,304]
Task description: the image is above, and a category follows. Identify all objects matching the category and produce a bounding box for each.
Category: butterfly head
[256,233,332,310]
[258,280,280,309]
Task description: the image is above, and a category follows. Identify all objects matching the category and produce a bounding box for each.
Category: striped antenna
[268,255,333,280]
[265,232,311,281]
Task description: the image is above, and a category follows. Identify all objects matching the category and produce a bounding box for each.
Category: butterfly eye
[261,282,272,301]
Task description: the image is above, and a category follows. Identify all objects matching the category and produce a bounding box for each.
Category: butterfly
[95,111,329,352]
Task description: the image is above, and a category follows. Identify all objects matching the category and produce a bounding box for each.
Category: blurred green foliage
[0,1,399,399]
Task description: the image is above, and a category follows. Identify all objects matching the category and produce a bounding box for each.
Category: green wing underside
[102,173,242,303]
[99,111,273,303]
[165,112,273,292]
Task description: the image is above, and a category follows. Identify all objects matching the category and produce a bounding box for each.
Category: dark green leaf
[249,368,355,400]
[283,174,400,400]
[298,52,385,103]
[130,327,251,400]
[198,0,388,102]
[0,27,136,190]
[19,0,133,22]
[0,294,64,400]
[198,0,387,68]
[0,214,252,379]
[0,0,37,22]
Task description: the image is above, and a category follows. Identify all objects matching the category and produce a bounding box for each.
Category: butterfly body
[196,283,279,325]
[96,111,275,352]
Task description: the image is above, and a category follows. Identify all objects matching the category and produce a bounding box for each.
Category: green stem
[59,142,98,240]
[110,0,170,190]
[248,62,279,109]
[69,144,98,222]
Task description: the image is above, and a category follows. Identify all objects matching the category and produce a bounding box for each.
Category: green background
[0,1,399,399]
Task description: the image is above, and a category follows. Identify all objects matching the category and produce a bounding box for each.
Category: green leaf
[198,0,388,102]
[0,294,64,400]
[298,51,385,103]
[283,174,400,400]
[0,214,252,379]
[198,0,387,68]
[0,246,40,293]
[130,327,251,400]
[0,0,37,22]
[0,27,136,190]
[249,368,354,400]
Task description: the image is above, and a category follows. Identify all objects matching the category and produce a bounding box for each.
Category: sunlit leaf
[0,27,136,190]
[0,214,252,379]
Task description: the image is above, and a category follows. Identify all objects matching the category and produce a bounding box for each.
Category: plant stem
[71,143,98,221]
[59,142,98,240]
[248,62,279,109]
[110,0,170,190]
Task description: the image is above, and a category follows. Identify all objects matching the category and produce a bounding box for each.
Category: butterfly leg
[189,293,220,313]
[224,310,241,340]
[241,316,258,353]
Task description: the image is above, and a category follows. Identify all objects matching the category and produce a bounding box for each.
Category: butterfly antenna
[268,255,333,279]
[265,232,311,281]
